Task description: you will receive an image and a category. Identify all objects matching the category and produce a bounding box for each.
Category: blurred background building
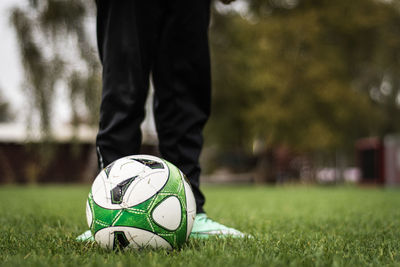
[1,0,400,186]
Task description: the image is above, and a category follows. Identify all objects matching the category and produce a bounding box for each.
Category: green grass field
[0,185,399,266]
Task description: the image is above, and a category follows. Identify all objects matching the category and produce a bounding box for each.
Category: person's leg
[151,0,246,238]
[152,0,211,214]
[77,0,163,242]
[95,0,162,168]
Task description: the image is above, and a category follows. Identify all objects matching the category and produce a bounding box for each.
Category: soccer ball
[86,155,196,250]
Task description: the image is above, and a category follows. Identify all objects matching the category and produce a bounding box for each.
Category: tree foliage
[10,0,101,138]
[208,0,400,154]
[0,89,13,123]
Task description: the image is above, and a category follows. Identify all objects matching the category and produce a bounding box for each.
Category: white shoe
[76,230,94,242]
[190,213,247,238]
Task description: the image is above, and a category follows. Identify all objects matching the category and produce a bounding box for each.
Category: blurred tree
[207,0,400,179]
[208,0,400,152]
[0,89,13,122]
[10,0,101,138]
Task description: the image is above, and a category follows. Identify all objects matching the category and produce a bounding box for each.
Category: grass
[0,184,399,266]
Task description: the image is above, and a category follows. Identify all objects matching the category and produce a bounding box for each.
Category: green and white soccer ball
[86,155,196,250]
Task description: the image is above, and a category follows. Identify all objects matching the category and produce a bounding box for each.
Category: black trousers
[95,0,211,213]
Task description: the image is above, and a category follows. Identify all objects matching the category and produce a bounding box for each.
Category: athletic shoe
[189,213,246,238]
[76,230,94,242]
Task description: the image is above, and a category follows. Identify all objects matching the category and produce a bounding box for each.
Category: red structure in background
[356,137,384,184]
[356,136,400,186]
[0,123,160,184]
[0,142,159,184]
[383,135,400,186]
[0,142,97,183]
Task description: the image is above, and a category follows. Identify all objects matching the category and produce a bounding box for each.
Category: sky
[0,0,83,126]
[0,0,24,120]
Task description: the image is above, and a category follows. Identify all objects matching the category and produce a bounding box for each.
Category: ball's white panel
[86,199,93,228]
[91,171,107,198]
[182,176,196,239]
[123,171,168,207]
[144,170,169,192]
[92,171,121,210]
[152,196,182,231]
[122,177,157,208]
[108,157,146,181]
[94,227,114,249]
[187,209,196,239]
[182,177,196,213]
[147,234,173,249]
[94,226,172,250]
[92,155,169,209]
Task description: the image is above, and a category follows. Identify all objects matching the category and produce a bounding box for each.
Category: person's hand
[219,0,236,4]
